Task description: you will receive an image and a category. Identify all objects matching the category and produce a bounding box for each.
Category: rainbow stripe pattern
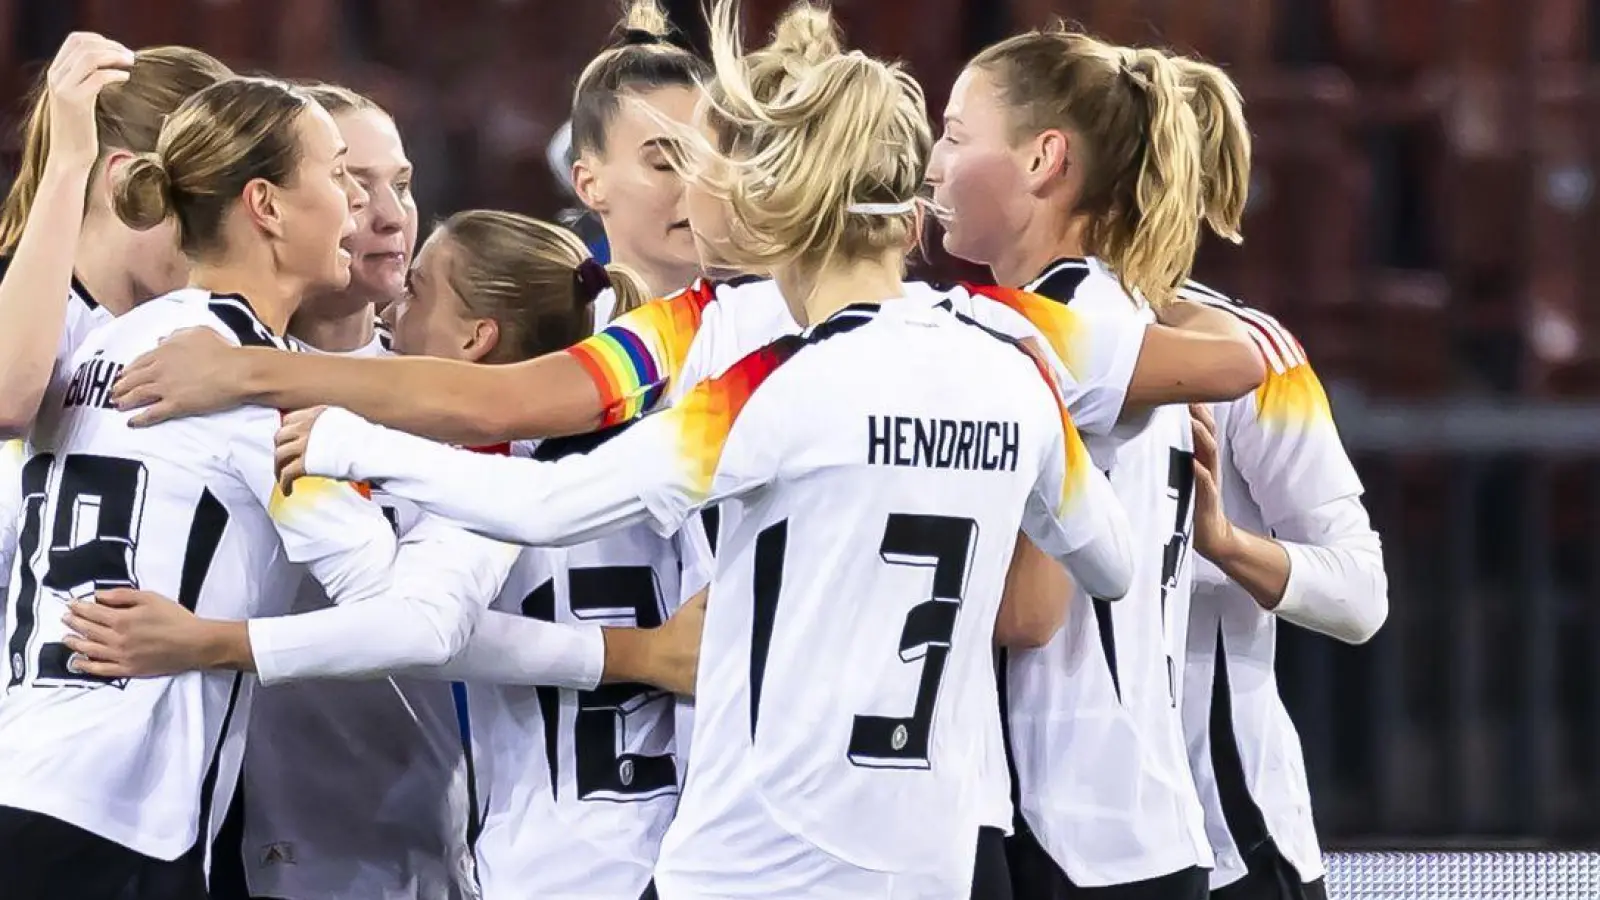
[567,280,717,428]
[666,336,802,502]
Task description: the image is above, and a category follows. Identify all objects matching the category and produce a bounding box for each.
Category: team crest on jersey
[260,841,297,866]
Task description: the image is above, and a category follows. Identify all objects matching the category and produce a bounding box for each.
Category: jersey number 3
[754,513,978,771]
[7,452,227,689]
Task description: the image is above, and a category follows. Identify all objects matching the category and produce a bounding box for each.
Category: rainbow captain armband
[566,280,717,428]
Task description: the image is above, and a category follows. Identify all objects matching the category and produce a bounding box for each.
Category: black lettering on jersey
[62,356,124,411]
[1027,258,1092,304]
[867,415,1020,472]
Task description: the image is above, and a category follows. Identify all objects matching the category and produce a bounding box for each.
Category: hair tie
[574,258,612,303]
[847,199,917,216]
[623,28,662,47]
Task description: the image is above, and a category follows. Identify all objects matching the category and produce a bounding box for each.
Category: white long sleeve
[248,514,518,683]
[406,609,606,690]
[1269,495,1388,645]
[1018,366,1136,602]
[303,407,684,547]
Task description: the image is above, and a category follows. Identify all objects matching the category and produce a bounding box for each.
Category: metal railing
[1289,388,1600,842]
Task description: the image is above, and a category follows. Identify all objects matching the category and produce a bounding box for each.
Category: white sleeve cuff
[1270,528,1388,645]
[302,406,380,482]
[1273,541,1313,618]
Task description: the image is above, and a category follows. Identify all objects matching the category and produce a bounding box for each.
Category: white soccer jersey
[241,326,476,900]
[0,440,22,597]
[668,277,1147,443]
[0,289,401,863]
[1178,280,1381,889]
[467,437,685,898]
[0,275,113,601]
[1005,258,1213,888]
[299,299,1134,899]
[666,275,1151,840]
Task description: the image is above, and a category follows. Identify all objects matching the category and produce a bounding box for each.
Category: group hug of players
[0,1,1389,898]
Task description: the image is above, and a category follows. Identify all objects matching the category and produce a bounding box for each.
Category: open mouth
[364,252,407,267]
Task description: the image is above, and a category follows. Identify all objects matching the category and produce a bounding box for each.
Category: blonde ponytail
[620,0,671,36]
[0,88,53,254]
[1092,47,1203,308]
[0,45,229,256]
[685,0,929,284]
[1171,56,1250,244]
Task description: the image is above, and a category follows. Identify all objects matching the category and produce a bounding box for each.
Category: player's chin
[939,227,969,260]
[321,267,354,294]
[350,264,403,300]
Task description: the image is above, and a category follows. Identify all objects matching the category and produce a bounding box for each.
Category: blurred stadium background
[4,0,1600,894]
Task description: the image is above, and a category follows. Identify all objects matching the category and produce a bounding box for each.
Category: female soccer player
[74,209,708,900]
[272,2,1133,895]
[568,0,709,312]
[0,37,229,597]
[0,77,492,900]
[1170,56,1387,900]
[924,27,1255,900]
[0,37,230,434]
[389,210,694,900]
[212,83,469,900]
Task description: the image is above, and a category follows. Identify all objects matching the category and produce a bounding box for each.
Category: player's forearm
[0,166,92,435]
[403,611,607,690]
[1202,526,1293,611]
[601,626,699,695]
[191,620,257,672]
[236,347,605,444]
[306,409,663,547]
[246,589,480,684]
[994,533,1070,649]
[1125,303,1265,415]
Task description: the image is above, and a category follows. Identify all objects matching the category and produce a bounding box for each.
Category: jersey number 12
[521,566,678,803]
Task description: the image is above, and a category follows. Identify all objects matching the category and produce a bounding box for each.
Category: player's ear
[462,317,501,364]
[572,157,606,215]
[1024,129,1071,195]
[243,177,286,240]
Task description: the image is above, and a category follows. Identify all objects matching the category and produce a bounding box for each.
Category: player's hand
[113,327,245,426]
[60,589,208,678]
[1189,403,1237,563]
[273,406,328,495]
[45,33,135,173]
[653,588,707,696]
